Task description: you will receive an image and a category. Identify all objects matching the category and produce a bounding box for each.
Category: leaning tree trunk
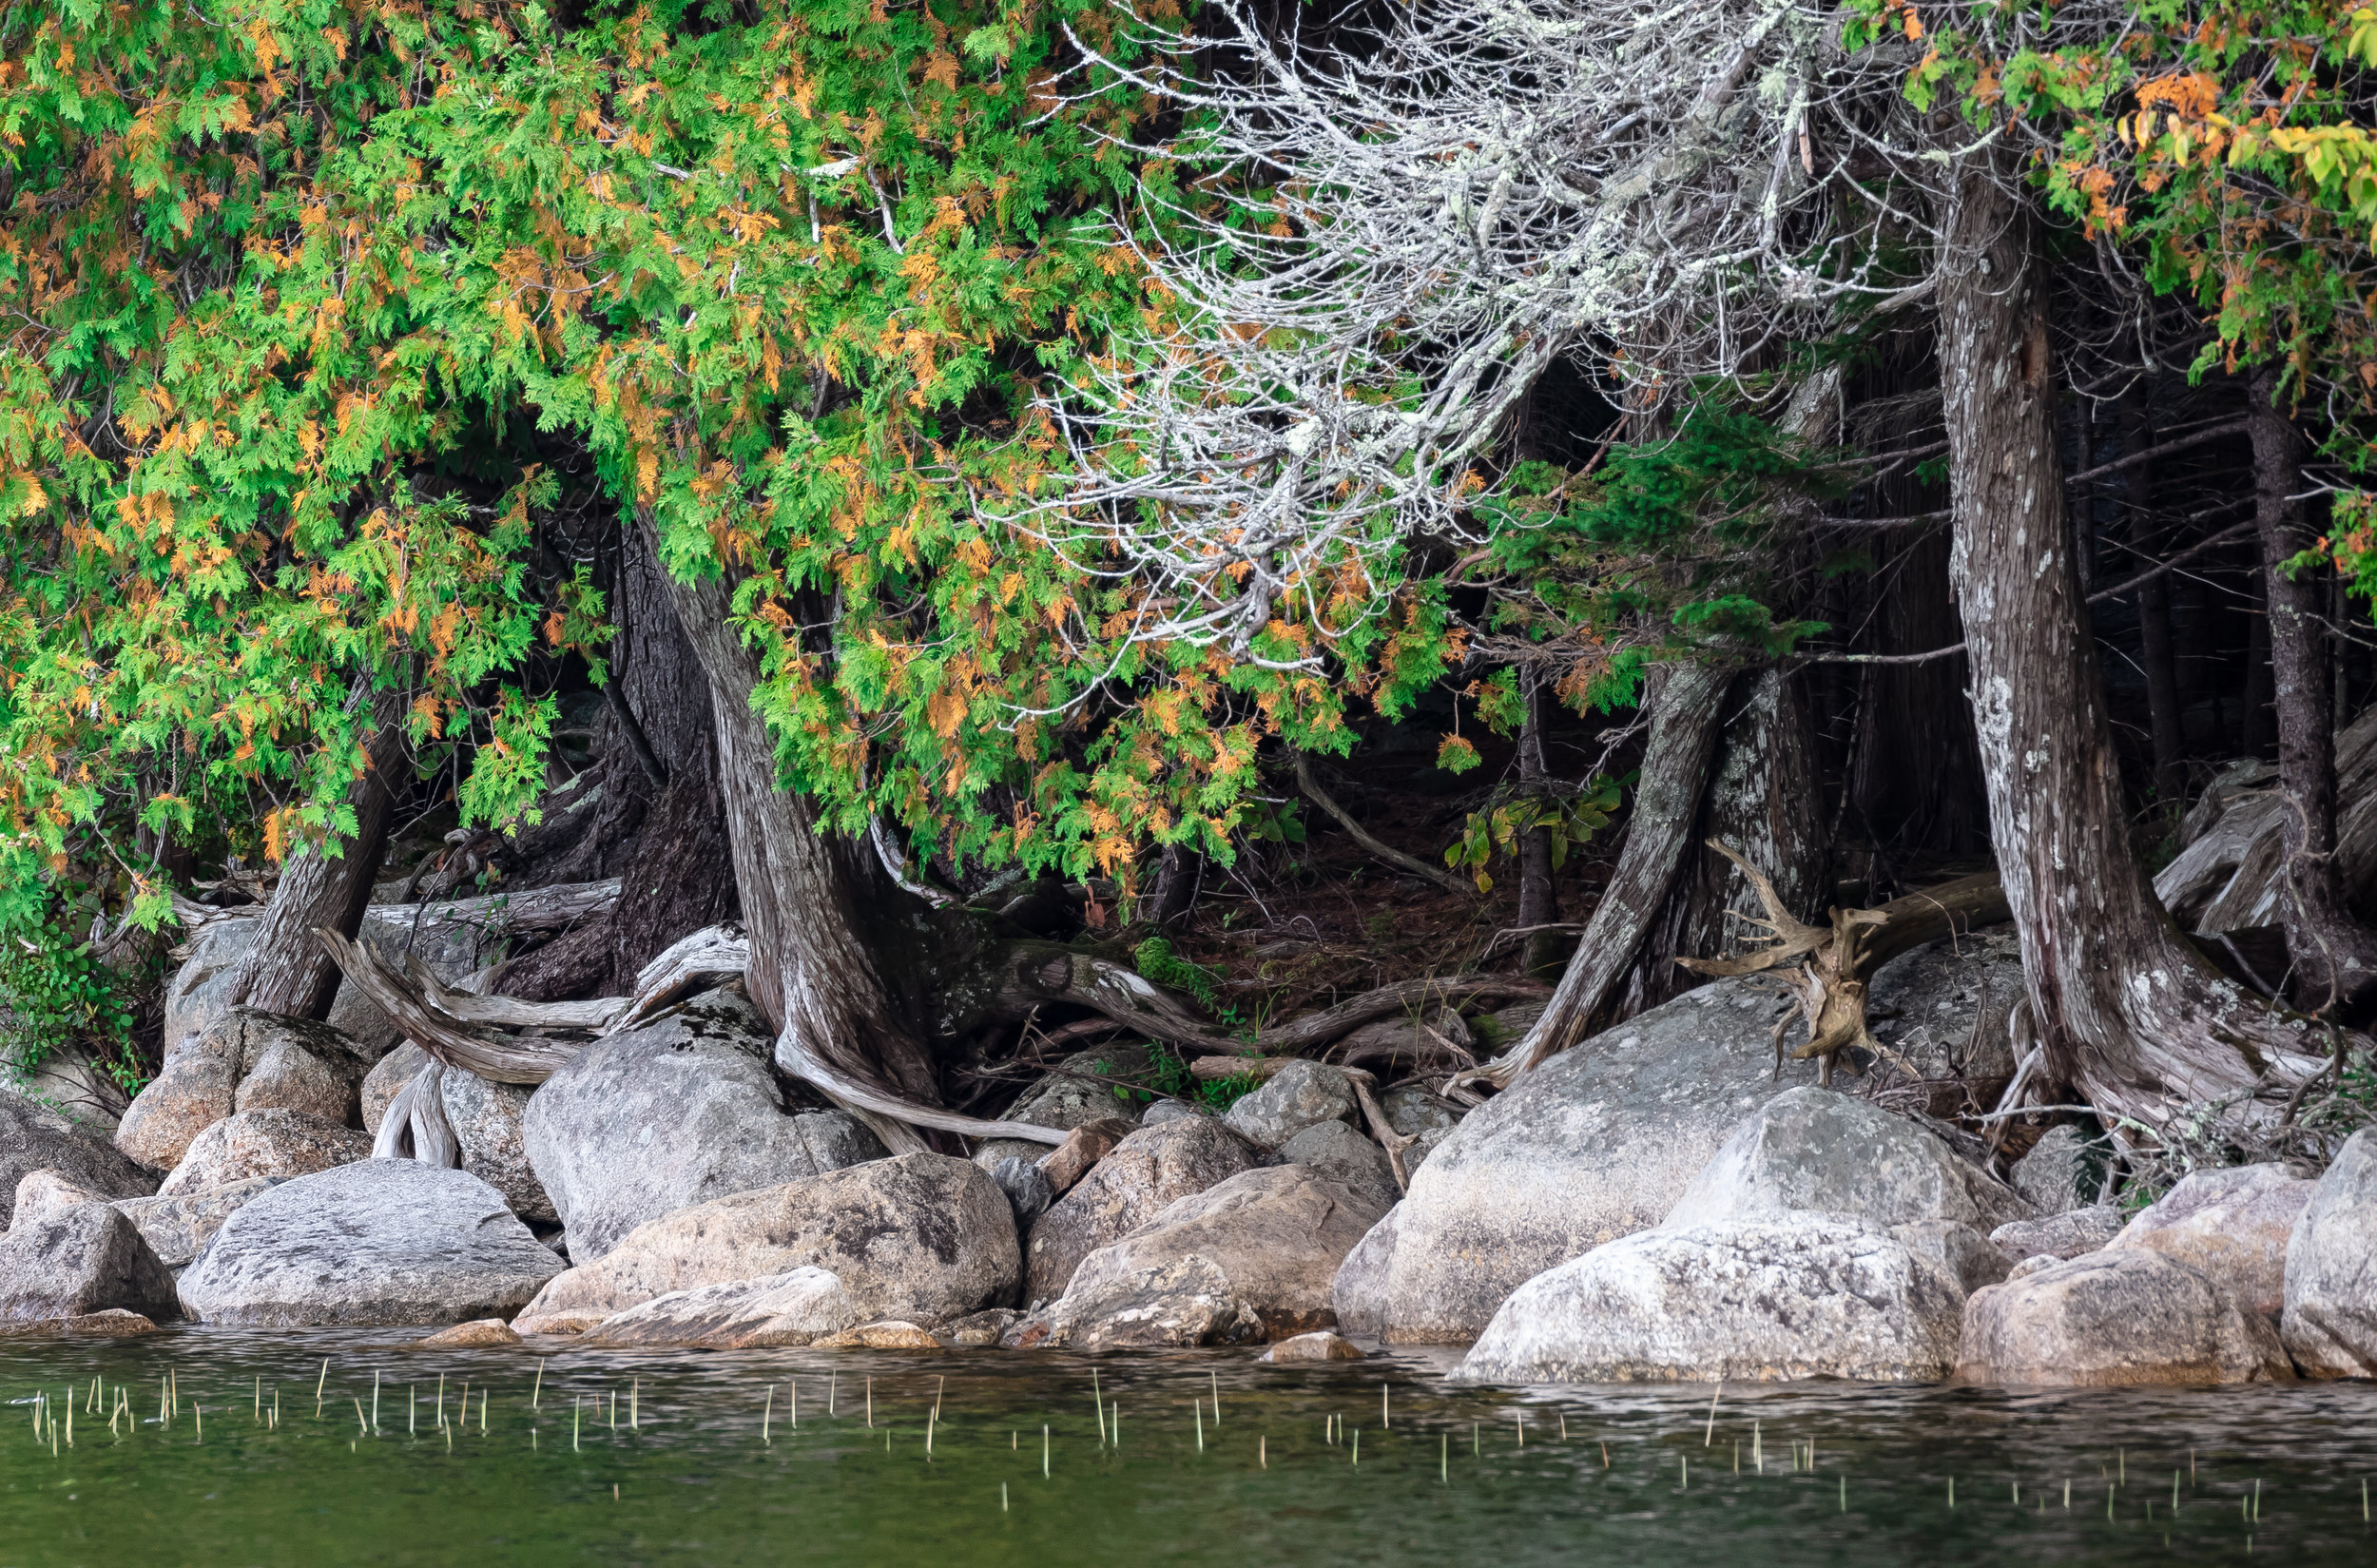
[1623,665,1829,1019]
[1938,157,2329,1132]
[2248,366,2377,1014]
[217,683,407,1020]
[647,525,970,1151]
[1482,658,1732,1083]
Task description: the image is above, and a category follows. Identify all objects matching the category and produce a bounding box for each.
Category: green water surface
[2,1331,2373,1565]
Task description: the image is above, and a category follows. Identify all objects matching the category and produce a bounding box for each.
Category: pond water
[2,1331,2373,1566]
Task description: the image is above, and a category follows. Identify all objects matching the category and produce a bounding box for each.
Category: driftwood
[315,929,591,1085]
[371,1059,459,1167]
[318,920,1071,1147]
[605,923,752,1034]
[183,878,621,938]
[1673,844,2011,1081]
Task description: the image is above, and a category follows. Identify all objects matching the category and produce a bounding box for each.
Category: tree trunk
[1515,668,1563,978]
[645,527,945,1145]
[1482,658,1731,1084]
[1617,666,1830,1020]
[501,521,739,1000]
[2248,366,2377,1014]
[2121,390,2190,808]
[219,684,407,1019]
[1937,157,2327,1131]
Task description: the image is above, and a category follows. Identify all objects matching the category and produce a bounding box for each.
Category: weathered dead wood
[1672,845,2011,1080]
[371,1061,458,1167]
[179,879,623,939]
[315,929,588,1085]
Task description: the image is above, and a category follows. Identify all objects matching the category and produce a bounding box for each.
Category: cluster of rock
[4,957,1456,1350]
[1321,962,2377,1384]
[8,921,2374,1390]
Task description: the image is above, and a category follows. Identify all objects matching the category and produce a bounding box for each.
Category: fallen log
[181,878,622,939]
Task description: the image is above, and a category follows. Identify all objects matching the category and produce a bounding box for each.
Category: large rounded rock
[2107,1164,2310,1320]
[1664,1085,2031,1232]
[1224,1061,1358,1150]
[2282,1128,2377,1377]
[1000,1256,1260,1350]
[1860,929,2024,1110]
[158,1109,370,1196]
[0,1206,179,1324]
[1331,1204,1401,1339]
[117,1012,370,1173]
[163,909,488,1060]
[1379,976,1816,1343]
[1024,1116,1269,1303]
[1015,1166,1387,1346]
[2012,1126,2106,1214]
[1457,1218,1965,1384]
[11,1170,107,1232]
[0,1097,155,1216]
[1990,1206,2125,1265]
[113,1177,282,1270]
[176,1161,564,1327]
[971,1045,1150,1174]
[512,1152,1018,1334]
[1958,1249,2291,1385]
[1279,1120,1400,1213]
[440,1072,555,1224]
[576,1268,861,1349]
[521,991,886,1260]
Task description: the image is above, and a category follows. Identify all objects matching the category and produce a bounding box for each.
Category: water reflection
[1,1329,2372,1565]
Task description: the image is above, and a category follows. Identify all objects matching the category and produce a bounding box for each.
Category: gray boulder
[2282,1128,2377,1377]
[113,1177,281,1270]
[972,1046,1150,1175]
[117,1011,370,1172]
[0,1206,180,1323]
[1663,1086,2031,1233]
[1024,1116,1269,1303]
[1376,976,1823,1343]
[177,1161,565,1326]
[1891,1218,2013,1295]
[1330,1204,1401,1340]
[0,1097,155,1219]
[1001,1255,1261,1350]
[1459,1218,1964,1384]
[440,1072,555,1224]
[2108,1164,2311,1319]
[520,991,886,1260]
[1991,1206,2125,1264]
[1861,930,2024,1109]
[11,1169,106,1232]
[1279,1120,1400,1212]
[1140,1099,1207,1128]
[576,1268,861,1349]
[1958,1249,2292,1385]
[1380,1086,1463,1177]
[2012,1126,2107,1214]
[1017,1167,1386,1346]
[158,1109,370,1196]
[361,1042,431,1135]
[513,1152,1017,1334]
[1224,1060,1357,1150]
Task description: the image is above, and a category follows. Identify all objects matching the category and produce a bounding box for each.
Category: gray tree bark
[1938,157,2329,1131]
[220,684,406,1019]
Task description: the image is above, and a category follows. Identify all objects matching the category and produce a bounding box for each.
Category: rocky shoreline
[5,928,2373,1388]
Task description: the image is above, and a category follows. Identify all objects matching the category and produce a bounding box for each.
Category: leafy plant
[0,909,144,1097]
[1141,1040,1263,1113]
[1443,775,1623,893]
[1132,936,1222,1012]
